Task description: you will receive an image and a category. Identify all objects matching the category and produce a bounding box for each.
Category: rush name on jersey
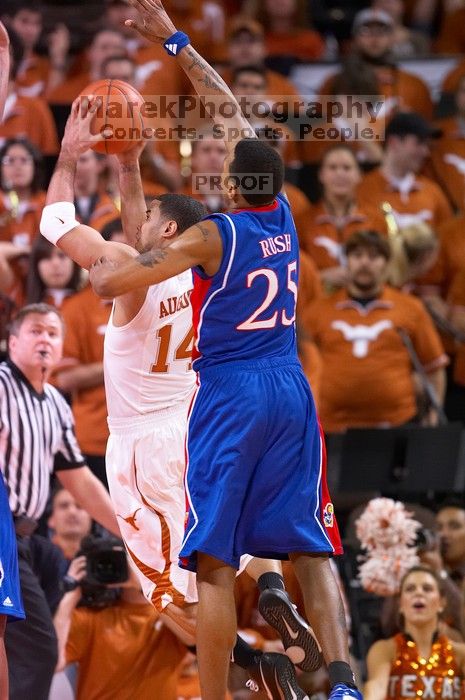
[191,193,299,370]
[104,271,196,418]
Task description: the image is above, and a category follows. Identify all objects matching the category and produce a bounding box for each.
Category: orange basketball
[79,79,145,155]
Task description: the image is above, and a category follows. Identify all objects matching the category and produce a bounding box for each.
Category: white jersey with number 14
[104,270,196,419]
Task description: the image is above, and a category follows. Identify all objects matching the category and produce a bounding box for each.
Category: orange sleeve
[65,609,92,664]
[410,298,448,372]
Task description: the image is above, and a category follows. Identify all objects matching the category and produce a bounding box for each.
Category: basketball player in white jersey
[40,102,322,698]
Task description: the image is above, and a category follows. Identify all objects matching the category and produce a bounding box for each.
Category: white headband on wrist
[40,201,79,246]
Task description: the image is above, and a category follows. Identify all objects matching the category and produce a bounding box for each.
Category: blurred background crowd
[2,0,465,698]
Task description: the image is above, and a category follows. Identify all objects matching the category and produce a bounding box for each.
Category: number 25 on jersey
[237,261,297,331]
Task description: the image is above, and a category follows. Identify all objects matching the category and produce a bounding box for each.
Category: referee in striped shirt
[1,303,119,700]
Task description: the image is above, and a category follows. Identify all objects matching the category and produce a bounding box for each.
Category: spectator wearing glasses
[0,138,46,246]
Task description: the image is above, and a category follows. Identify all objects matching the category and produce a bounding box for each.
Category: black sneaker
[258,588,323,672]
[246,652,310,700]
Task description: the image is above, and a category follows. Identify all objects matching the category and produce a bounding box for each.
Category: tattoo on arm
[185,49,223,93]
[198,73,222,91]
[137,249,168,268]
[186,50,203,72]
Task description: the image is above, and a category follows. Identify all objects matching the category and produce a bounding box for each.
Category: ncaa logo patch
[323,503,334,528]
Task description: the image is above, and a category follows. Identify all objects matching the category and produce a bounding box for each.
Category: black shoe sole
[258,588,323,673]
[258,654,310,700]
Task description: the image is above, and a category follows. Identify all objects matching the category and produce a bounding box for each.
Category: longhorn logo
[332,319,393,357]
[118,508,142,531]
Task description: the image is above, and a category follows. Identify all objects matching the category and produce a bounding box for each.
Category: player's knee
[196,553,236,586]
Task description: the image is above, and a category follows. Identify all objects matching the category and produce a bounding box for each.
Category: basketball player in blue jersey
[0,21,25,700]
[88,2,362,699]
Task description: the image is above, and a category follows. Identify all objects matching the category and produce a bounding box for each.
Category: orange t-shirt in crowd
[46,71,91,105]
[133,43,191,98]
[66,603,186,700]
[319,66,433,120]
[435,8,465,54]
[15,53,50,97]
[298,200,388,270]
[304,286,448,432]
[265,29,325,61]
[442,59,465,94]
[58,285,111,456]
[357,168,453,231]
[0,94,59,155]
[0,191,46,245]
[448,269,465,387]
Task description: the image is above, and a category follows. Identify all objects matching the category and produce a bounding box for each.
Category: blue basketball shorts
[179,357,342,572]
[0,478,25,620]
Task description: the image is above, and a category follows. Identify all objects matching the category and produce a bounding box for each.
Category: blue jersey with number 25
[191,193,299,371]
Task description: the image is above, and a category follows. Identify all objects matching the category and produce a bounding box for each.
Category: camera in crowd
[65,535,130,608]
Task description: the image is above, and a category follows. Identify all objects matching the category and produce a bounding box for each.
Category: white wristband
[40,201,79,245]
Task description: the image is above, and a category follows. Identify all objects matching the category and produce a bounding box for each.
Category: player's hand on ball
[61,95,106,157]
[126,0,177,44]
[114,138,146,164]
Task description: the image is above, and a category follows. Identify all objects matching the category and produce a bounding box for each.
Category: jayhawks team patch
[323,502,334,528]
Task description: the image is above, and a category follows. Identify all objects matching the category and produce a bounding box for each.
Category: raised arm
[126,0,255,157]
[364,639,394,700]
[40,98,136,270]
[0,21,10,120]
[114,142,147,248]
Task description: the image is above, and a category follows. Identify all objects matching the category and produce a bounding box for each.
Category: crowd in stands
[2,0,465,698]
